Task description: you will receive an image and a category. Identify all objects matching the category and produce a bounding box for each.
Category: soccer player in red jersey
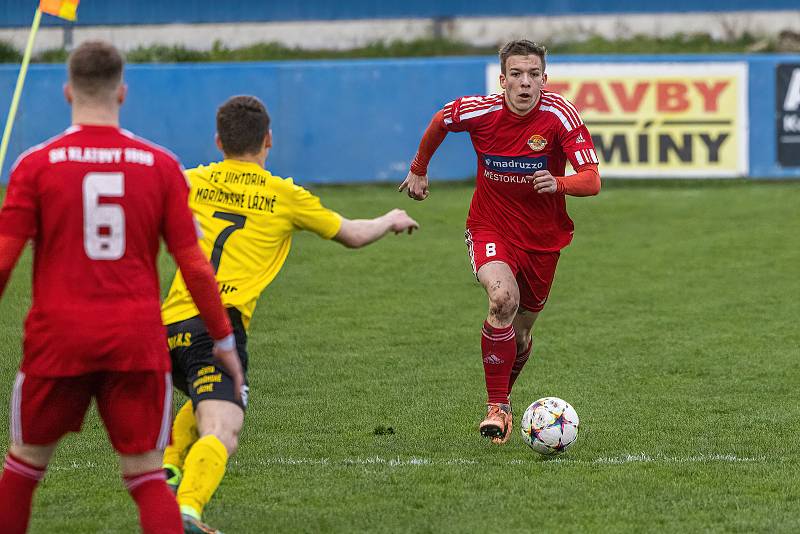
[0,41,243,533]
[399,40,601,444]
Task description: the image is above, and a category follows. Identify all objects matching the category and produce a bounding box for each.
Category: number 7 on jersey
[210,211,247,273]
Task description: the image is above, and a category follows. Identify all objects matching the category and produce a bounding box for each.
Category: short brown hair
[68,40,124,97]
[216,96,271,156]
[499,40,547,75]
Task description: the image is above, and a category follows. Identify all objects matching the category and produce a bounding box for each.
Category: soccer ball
[520,397,579,455]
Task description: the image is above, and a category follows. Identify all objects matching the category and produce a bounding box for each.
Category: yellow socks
[177,435,228,518]
[164,401,198,470]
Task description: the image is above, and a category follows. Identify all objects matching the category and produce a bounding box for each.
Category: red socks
[481,322,516,404]
[124,470,182,534]
[508,337,533,393]
[0,457,182,534]
[0,453,46,534]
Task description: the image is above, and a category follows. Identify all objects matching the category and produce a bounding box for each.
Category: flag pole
[0,8,43,178]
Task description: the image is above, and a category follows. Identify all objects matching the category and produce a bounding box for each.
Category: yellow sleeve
[290,184,342,239]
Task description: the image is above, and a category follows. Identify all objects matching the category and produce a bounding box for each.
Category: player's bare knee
[489,292,519,323]
[197,410,242,455]
[222,434,239,456]
[199,427,239,455]
[216,424,240,455]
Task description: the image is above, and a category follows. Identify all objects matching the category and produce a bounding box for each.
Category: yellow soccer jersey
[161,159,342,330]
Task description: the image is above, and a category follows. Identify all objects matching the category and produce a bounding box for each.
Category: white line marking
[40,453,767,473]
[550,453,766,465]
[236,453,766,468]
[48,460,100,471]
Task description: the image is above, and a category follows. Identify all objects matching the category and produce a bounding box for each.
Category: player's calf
[508,337,533,393]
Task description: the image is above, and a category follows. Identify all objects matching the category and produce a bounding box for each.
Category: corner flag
[0,1,81,178]
[39,0,80,21]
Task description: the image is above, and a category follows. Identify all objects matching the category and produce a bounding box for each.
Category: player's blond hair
[499,40,547,75]
[68,41,124,98]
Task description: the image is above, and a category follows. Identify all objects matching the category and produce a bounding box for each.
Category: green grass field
[1,180,799,533]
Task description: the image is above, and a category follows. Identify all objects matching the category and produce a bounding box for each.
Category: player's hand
[212,338,245,402]
[531,170,558,194]
[398,171,429,201]
[385,208,419,235]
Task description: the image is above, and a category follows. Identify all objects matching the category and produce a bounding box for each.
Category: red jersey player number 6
[0,41,242,534]
[399,39,601,445]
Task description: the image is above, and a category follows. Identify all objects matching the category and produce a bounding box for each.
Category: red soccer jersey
[442,90,599,252]
[0,125,199,376]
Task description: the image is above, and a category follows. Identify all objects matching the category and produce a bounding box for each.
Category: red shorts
[9,371,173,455]
[465,227,560,312]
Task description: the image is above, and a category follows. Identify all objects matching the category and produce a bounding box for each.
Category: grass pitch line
[546,453,767,465]
[37,453,767,473]
[240,453,766,468]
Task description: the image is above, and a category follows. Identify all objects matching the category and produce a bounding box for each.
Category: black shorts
[167,307,250,411]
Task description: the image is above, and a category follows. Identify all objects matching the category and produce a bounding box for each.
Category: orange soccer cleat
[479,403,512,444]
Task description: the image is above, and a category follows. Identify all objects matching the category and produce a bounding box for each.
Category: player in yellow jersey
[161,95,418,534]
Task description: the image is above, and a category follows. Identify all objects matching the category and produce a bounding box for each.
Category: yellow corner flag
[39,0,80,21]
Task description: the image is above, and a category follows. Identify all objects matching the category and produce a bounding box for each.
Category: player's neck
[223,153,266,168]
[71,105,120,128]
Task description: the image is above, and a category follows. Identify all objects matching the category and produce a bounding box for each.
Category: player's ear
[63,82,73,104]
[264,129,272,149]
[542,73,548,85]
[215,133,224,152]
[117,83,127,105]
[499,73,507,90]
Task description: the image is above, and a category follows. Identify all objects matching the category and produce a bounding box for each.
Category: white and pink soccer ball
[520,397,580,455]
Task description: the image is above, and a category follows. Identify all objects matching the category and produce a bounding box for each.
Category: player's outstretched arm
[171,244,245,400]
[0,236,27,299]
[333,209,419,248]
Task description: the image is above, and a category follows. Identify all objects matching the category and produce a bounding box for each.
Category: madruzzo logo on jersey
[486,62,749,178]
[482,154,548,174]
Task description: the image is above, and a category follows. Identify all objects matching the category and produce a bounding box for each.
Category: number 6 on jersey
[83,172,125,260]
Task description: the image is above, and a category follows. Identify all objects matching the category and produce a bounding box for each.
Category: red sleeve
[171,244,233,341]
[0,235,27,299]
[0,156,38,240]
[556,164,601,197]
[442,96,486,133]
[560,119,601,172]
[409,110,448,177]
[159,156,200,253]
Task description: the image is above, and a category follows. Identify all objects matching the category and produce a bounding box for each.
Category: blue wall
[3,0,800,27]
[0,57,485,184]
[1,54,799,184]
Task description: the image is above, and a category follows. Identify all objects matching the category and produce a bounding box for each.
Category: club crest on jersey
[527,134,547,152]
